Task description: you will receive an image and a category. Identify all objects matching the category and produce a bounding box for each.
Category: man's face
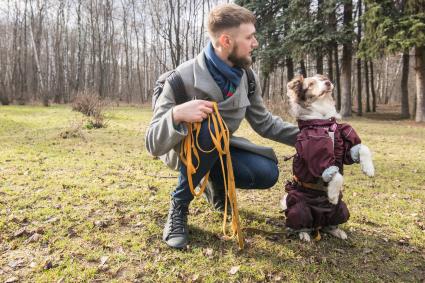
[228,23,258,68]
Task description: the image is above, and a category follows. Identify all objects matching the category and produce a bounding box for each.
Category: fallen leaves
[45,216,59,224]
[203,248,214,258]
[12,226,45,245]
[94,219,111,228]
[98,255,110,271]
[416,220,425,231]
[67,227,77,237]
[24,233,42,244]
[43,260,53,270]
[229,265,240,275]
[8,259,25,270]
[13,227,30,238]
[5,277,19,283]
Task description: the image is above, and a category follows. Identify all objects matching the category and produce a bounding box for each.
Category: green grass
[0,105,424,282]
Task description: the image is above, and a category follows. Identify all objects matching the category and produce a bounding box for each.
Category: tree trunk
[261,73,270,99]
[369,60,377,112]
[327,48,334,82]
[286,57,294,81]
[401,51,410,118]
[383,57,389,104]
[328,2,339,107]
[364,59,371,113]
[415,46,425,122]
[75,0,83,94]
[316,0,323,74]
[357,56,362,116]
[340,1,353,117]
[29,3,45,105]
[356,0,362,116]
[335,45,342,111]
[132,0,144,103]
[300,59,307,77]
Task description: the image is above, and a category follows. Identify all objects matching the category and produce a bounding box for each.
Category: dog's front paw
[299,232,311,242]
[359,145,375,177]
[328,195,338,205]
[327,228,348,240]
[361,161,375,177]
[327,173,343,205]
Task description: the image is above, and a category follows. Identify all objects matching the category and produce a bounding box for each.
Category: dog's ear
[287,75,304,91]
[287,75,306,101]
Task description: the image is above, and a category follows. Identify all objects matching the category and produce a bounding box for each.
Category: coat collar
[297,117,337,130]
[193,51,249,105]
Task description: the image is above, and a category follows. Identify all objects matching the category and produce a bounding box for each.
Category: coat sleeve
[297,128,336,178]
[339,124,362,165]
[245,73,299,146]
[145,82,188,157]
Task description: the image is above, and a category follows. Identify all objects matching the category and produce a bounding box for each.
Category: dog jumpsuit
[285,117,361,230]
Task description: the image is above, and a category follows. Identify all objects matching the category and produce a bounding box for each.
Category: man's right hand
[172,100,214,124]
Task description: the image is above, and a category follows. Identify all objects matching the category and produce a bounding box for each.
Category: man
[145,3,299,249]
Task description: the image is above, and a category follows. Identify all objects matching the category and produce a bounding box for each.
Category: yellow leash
[179,102,244,249]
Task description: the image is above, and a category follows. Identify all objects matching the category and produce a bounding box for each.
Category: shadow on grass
[181,208,425,282]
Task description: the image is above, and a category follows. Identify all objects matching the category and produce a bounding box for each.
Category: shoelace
[169,204,188,235]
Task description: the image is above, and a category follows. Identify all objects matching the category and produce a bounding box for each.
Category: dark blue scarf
[204,42,243,99]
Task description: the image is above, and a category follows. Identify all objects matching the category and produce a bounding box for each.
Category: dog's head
[286,74,338,120]
[287,74,334,106]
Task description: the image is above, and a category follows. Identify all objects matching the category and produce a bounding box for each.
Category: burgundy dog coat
[285,117,361,230]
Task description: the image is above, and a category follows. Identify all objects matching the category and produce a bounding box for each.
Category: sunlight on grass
[0,105,424,282]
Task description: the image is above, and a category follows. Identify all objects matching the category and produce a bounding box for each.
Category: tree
[356,0,363,116]
[361,0,425,121]
[340,0,354,117]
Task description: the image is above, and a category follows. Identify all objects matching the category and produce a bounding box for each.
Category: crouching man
[145,3,299,249]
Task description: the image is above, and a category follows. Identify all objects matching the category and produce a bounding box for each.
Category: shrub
[60,119,86,140]
[72,91,107,128]
[264,97,294,123]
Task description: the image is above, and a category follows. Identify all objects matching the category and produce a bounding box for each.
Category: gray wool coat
[145,50,299,171]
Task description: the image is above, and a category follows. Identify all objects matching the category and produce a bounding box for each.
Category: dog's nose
[325,80,331,87]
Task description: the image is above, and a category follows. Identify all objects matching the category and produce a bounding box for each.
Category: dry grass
[0,104,424,282]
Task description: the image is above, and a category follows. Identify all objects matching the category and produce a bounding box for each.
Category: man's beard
[228,44,252,69]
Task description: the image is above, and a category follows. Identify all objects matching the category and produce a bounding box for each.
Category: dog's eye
[308,82,314,87]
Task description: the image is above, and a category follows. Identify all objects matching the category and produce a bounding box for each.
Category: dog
[280,74,375,242]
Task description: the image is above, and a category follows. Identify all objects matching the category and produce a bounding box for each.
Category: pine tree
[360,0,425,121]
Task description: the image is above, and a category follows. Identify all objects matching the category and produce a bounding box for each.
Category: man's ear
[218,33,232,49]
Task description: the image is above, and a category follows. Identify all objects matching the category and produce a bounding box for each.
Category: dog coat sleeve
[295,127,336,179]
[339,124,362,165]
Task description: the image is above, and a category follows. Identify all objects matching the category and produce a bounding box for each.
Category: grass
[0,104,424,282]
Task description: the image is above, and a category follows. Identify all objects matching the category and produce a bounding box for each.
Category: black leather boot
[163,199,190,249]
[203,180,231,214]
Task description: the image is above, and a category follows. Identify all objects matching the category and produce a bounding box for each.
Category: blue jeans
[172,119,279,202]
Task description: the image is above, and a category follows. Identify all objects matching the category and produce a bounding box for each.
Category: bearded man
[145,3,299,249]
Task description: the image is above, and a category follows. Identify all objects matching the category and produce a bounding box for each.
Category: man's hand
[172,100,214,124]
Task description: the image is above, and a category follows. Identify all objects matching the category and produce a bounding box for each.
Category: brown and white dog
[281,74,374,242]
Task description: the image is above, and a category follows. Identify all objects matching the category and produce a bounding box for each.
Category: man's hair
[207,4,256,43]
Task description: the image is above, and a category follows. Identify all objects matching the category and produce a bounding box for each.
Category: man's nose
[252,37,259,48]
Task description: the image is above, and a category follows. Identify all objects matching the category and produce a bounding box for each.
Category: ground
[0,105,424,282]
